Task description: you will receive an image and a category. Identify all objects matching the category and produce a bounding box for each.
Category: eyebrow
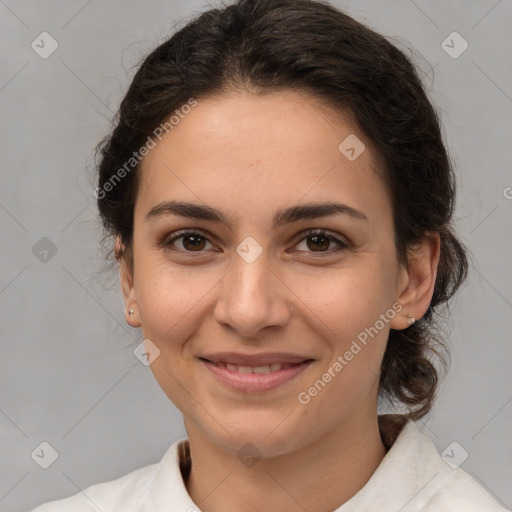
[144,200,368,229]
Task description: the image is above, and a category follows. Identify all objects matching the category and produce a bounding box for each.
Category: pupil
[308,235,329,251]
[183,234,205,251]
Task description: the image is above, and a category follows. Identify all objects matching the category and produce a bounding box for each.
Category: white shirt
[31,414,509,511]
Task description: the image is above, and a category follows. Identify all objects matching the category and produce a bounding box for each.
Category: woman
[32,0,507,510]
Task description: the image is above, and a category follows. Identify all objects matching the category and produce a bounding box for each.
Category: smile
[206,360,304,373]
[200,358,314,393]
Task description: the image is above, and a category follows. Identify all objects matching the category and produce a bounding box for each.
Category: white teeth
[253,365,270,374]
[220,362,288,373]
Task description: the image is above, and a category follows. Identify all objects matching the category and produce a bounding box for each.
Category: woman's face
[121,90,412,456]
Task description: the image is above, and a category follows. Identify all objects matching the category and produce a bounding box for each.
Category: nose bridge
[231,247,272,300]
[214,242,289,335]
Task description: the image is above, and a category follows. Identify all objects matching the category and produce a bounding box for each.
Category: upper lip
[200,352,314,366]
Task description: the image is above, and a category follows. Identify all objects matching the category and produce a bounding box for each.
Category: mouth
[199,358,310,374]
[199,356,314,393]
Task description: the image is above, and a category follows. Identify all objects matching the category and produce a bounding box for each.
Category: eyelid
[290,228,350,253]
[162,228,216,252]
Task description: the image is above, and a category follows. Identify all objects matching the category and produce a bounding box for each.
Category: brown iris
[307,234,330,252]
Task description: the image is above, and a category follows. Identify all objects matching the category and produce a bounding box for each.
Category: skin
[118,89,440,512]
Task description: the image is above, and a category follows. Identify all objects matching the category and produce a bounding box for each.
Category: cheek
[134,263,215,409]
[300,259,398,395]
[134,258,215,350]
[300,264,396,413]
[302,259,398,331]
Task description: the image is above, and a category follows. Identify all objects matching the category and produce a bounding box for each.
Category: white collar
[148,414,505,511]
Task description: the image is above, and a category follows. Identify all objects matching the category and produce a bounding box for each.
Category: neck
[183,410,387,512]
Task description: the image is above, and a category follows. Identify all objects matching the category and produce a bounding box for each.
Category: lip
[199,351,312,366]
[200,358,314,393]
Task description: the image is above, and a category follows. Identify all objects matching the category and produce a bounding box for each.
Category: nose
[213,249,291,338]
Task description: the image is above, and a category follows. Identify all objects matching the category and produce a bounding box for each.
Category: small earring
[128,309,134,318]
[406,314,415,325]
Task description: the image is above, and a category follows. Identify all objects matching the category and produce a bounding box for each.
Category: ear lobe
[390,233,440,330]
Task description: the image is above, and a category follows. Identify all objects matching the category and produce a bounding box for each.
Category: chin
[203,413,310,459]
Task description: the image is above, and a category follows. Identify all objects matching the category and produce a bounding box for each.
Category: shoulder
[419,464,509,512]
[370,415,509,512]
[31,437,199,511]
[30,463,158,512]
[401,420,508,511]
[29,440,185,512]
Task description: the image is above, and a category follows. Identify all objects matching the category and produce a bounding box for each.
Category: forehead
[135,90,391,227]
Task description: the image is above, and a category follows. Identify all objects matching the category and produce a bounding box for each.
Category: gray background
[1,1,511,510]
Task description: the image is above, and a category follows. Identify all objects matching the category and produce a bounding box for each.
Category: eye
[292,229,350,256]
[163,230,215,254]
[161,228,350,257]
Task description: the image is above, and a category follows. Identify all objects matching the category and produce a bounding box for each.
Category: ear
[390,233,440,330]
[116,236,141,328]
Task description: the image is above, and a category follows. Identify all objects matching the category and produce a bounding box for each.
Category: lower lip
[201,359,313,393]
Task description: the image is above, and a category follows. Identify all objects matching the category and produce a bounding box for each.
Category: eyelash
[162,228,350,257]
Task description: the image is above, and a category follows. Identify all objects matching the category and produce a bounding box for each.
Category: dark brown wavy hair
[95,0,468,421]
